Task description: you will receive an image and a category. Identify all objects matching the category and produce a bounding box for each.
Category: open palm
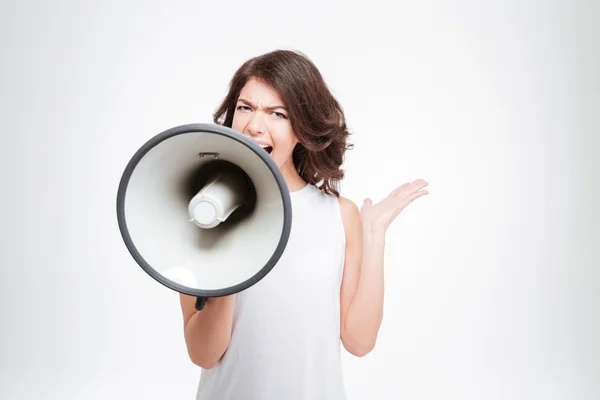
[360,179,429,233]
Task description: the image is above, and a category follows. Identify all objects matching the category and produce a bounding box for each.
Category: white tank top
[196,183,348,400]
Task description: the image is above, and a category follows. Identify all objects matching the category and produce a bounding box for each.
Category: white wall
[1,0,599,399]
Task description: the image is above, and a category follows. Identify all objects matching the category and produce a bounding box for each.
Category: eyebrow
[237,98,287,112]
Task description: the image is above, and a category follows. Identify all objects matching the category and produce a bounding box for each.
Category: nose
[246,112,267,137]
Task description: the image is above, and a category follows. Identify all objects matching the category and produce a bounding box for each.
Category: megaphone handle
[195,296,208,311]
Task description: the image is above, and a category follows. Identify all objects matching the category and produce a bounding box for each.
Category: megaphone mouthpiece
[188,167,249,229]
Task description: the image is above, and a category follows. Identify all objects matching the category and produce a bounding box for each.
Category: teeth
[244,137,271,149]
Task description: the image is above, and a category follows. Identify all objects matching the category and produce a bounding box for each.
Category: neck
[279,156,307,192]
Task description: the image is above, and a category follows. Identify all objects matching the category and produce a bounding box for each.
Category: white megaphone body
[116,123,292,310]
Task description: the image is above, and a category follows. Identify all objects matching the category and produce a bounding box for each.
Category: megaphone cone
[116,123,292,310]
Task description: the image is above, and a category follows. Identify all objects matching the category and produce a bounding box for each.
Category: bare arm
[179,294,235,369]
[338,196,383,357]
[338,180,429,357]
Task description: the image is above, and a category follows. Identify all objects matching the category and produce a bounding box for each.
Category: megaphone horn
[116,123,293,310]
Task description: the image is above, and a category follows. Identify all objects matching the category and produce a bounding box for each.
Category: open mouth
[259,145,273,154]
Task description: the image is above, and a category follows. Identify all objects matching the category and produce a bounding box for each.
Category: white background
[2,0,599,399]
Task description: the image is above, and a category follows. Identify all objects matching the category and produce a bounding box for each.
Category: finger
[397,190,428,209]
[408,190,428,202]
[400,181,428,197]
[391,190,428,217]
[391,183,410,197]
[395,180,428,197]
[411,179,428,190]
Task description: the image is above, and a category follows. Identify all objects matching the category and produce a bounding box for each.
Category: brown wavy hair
[213,49,353,197]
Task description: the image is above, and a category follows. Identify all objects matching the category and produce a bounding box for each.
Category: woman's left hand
[360,179,429,234]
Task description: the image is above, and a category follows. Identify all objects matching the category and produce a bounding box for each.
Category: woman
[179,49,429,400]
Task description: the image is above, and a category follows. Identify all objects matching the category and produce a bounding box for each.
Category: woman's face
[231,77,298,168]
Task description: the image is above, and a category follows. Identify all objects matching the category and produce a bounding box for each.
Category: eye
[236,105,251,112]
[272,111,287,119]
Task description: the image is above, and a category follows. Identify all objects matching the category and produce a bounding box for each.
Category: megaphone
[116,123,292,310]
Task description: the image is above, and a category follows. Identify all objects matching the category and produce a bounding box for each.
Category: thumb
[363,198,372,207]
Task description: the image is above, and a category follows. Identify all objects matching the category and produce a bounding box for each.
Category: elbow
[189,352,211,369]
[195,358,218,370]
[186,341,227,370]
[183,328,230,370]
[188,350,221,370]
[341,331,377,357]
[347,341,376,358]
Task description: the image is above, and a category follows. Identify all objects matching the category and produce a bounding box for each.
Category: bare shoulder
[337,196,362,237]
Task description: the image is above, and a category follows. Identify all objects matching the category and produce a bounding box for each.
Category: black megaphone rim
[115,123,293,298]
